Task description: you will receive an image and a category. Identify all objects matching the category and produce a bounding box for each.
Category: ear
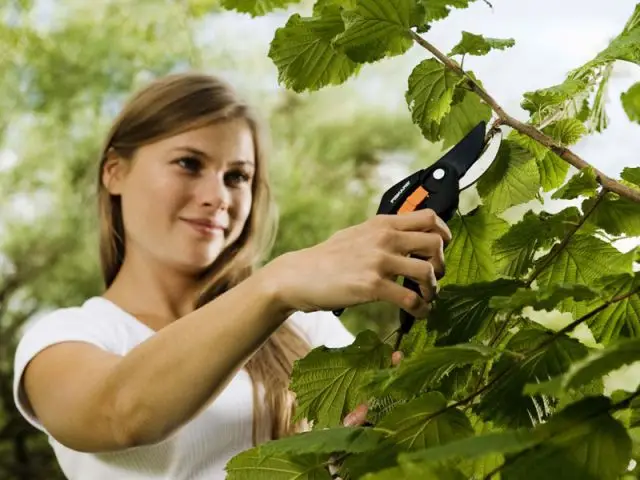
[102,149,129,195]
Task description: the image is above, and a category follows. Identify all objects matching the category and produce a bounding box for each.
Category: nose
[195,172,231,210]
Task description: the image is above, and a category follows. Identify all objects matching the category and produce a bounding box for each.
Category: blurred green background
[0,0,442,477]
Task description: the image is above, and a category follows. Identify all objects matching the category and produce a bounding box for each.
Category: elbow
[109,394,167,449]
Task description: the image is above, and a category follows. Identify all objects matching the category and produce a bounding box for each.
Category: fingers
[343,404,368,426]
[391,232,446,280]
[385,209,452,246]
[392,350,404,366]
[373,277,431,318]
[380,254,438,301]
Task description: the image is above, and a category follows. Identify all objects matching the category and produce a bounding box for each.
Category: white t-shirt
[12,296,356,480]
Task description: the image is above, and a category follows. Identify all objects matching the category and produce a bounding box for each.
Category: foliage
[217,1,640,479]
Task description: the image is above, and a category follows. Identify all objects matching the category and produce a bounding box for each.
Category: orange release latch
[398,186,430,214]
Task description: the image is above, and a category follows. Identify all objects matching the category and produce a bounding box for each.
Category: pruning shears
[333,120,503,335]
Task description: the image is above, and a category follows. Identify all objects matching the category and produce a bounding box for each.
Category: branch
[409,30,640,205]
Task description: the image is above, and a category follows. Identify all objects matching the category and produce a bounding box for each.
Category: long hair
[96,72,312,444]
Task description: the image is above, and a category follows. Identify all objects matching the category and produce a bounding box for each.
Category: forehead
[143,118,256,164]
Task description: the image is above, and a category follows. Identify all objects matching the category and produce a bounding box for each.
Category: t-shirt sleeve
[12,308,117,435]
[287,310,356,349]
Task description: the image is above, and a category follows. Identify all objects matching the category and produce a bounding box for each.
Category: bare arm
[24,265,293,452]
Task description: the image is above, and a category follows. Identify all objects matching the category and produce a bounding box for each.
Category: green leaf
[534,233,634,318]
[331,0,418,63]
[475,327,589,428]
[419,87,492,148]
[507,130,571,191]
[377,391,474,450]
[420,0,473,23]
[622,166,640,187]
[521,79,588,116]
[551,166,598,200]
[476,139,541,214]
[255,426,389,456]
[489,283,600,313]
[440,207,510,286]
[366,344,496,395]
[492,208,581,278]
[525,337,640,398]
[583,191,640,236]
[543,118,588,146]
[226,451,331,479]
[449,31,515,56]
[501,397,632,480]
[220,0,301,16]
[399,319,436,357]
[290,330,392,428]
[406,58,464,129]
[362,462,466,480]
[537,150,570,191]
[399,428,539,465]
[584,272,640,344]
[429,279,524,344]
[268,9,360,93]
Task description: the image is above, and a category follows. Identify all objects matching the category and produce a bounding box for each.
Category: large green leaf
[476,139,541,214]
[226,451,331,479]
[525,337,640,398]
[489,283,601,313]
[362,462,466,480]
[220,0,302,16]
[475,327,590,428]
[449,31,514,56]
[543,118,588,146]
[418,87,492,148]
[551,166,599,200]
[584,272,640,343]
[399,428,539,465]
[533,233,634,318]
[255,426,389,456]
[583,191,640,236]
[622,166,640,187]
[268,7,360,92]
[332,0,419,63]
[492,208,581,278]
[419,0,473,23]
[440,207,510,286]
[429,279,524,343]
[290,330,392,428]
[521,79,588,116]
[406,58,464,129]
[366,344,496,395]
[377,392,474,450]
[501,397,632,480]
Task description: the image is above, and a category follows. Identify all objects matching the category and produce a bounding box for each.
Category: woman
[12,72,450,479]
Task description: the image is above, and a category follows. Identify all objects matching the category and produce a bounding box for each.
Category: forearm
[106,262,293,447]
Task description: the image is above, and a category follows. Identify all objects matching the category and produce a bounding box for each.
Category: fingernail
[343,414,353,426]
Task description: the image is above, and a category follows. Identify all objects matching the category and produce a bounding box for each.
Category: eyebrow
[173,146,255,167]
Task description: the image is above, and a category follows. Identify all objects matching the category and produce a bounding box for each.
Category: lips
[182,218,228,236]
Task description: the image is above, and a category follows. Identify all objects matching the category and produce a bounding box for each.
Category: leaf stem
[408,30,640,204]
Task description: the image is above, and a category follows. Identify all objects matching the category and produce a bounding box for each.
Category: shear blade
[459,128,503,191]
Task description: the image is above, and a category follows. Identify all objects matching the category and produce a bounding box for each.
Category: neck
[103,252,208,331]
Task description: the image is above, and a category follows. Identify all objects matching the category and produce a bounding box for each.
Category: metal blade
[459,128,503,191]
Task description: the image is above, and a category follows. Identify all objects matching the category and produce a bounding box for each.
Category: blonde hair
[96,72,312,444]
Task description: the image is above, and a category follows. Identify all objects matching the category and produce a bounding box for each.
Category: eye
[175,156,202,174]
[225,169,252,187]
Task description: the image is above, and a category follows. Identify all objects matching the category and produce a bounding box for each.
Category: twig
[409,30,640,204]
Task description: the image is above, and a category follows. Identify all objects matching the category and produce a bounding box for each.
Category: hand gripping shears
[333,120,503,335]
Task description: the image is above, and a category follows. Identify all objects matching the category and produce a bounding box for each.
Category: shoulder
[286,310,356,349]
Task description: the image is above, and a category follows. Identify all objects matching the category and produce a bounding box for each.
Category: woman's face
[103,118,255,276]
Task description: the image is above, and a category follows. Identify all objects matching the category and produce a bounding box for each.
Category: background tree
[0,0,440,477]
